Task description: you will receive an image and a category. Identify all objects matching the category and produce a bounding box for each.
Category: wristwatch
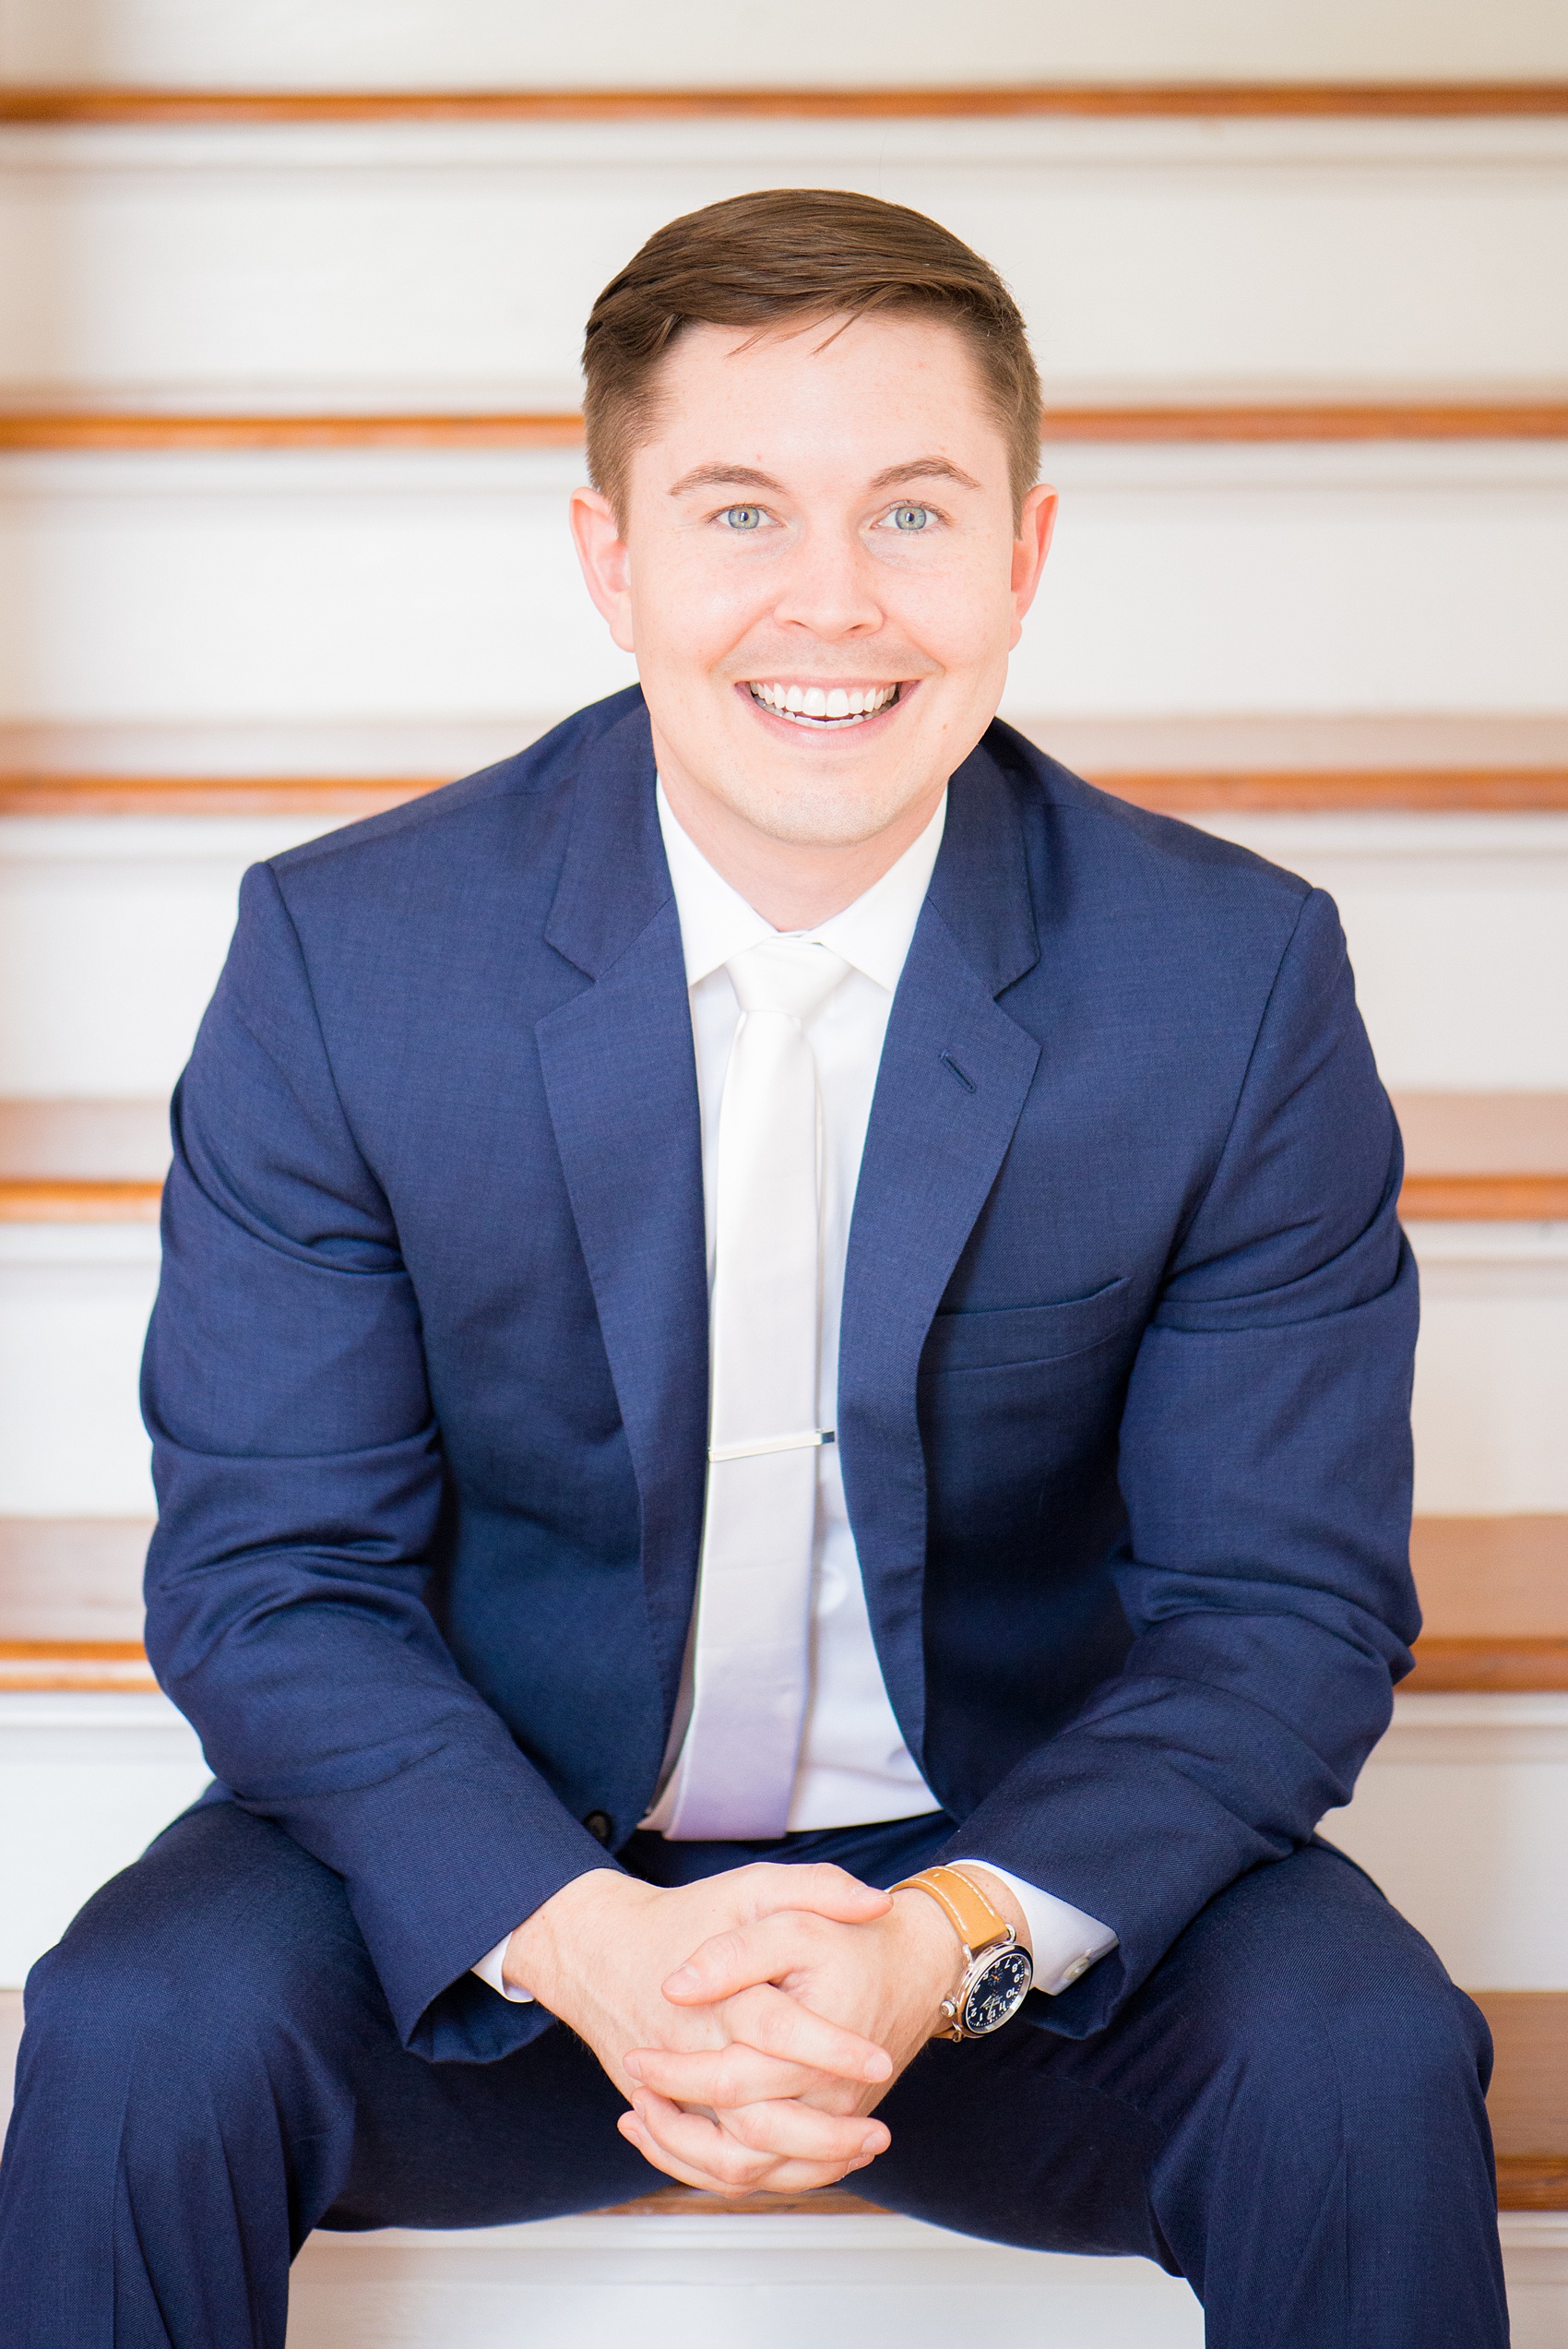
[891,1865,1034,2040]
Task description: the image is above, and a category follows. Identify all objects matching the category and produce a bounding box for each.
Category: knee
[26,1803,366,2068]
[1204,1951,1488,2147]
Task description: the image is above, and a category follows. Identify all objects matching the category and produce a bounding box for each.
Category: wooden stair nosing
[0,1177,162,1223]
[3,1171,1560,1224]
[2,401,1566,453]
[4,83,1568,125]
[4,769,1568,820]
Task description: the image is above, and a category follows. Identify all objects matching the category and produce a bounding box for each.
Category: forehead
[631,312,1007,490]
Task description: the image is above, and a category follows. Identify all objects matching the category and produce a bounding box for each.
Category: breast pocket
[922,1278,1134,1374]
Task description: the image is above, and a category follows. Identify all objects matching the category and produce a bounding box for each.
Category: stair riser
[7,0,1567,87]
[5,1693,1567,1997]
[1,1224,1562,1514]
[2,445,1566,725]
[3,117,1567,396]
[5,811,1566,1099]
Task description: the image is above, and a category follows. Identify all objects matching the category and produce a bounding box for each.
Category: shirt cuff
[946,1859,1119,1995]
[472,1931,534,2003]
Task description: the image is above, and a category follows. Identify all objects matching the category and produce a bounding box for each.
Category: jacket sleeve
[939,884,1420,2034]
[142,862,617,2062]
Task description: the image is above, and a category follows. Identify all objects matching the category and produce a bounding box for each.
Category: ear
[1008,483,1058,648]
[570,487,636,654]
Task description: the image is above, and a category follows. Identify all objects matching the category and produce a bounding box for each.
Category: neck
[654,750,947,931]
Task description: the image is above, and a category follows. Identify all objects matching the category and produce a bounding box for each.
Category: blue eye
[886,504,934,531]
[721,506,765,530]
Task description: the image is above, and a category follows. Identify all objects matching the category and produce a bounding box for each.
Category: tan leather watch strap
[890,1865,1009,1956]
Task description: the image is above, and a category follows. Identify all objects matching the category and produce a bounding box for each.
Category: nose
[769,521,884,641]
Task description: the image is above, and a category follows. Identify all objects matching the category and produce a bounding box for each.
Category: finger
[732,1863,892,1927]
[719,1982,892,2084]
[627,2092,878,2197]
[618,2108,857,2200]
[709,2095,890,2166]
[624,2042,838,2108]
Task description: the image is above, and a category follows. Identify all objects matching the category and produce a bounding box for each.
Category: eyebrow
[868,458,983,493]
[666,464,784,498]
[664,456,985,500]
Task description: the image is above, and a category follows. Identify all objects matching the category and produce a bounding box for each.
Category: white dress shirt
[474,785,1116,2002]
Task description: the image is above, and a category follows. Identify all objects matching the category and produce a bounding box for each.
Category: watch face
[960,1944,1033,2035]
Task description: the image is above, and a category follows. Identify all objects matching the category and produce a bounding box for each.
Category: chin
[720,769,927,850]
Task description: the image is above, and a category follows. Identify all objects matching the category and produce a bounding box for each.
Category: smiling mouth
[746,681,903,729]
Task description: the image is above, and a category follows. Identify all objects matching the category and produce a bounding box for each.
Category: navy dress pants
[0,1800,1508,2347]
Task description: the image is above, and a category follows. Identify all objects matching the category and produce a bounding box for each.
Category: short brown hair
[582,187,1041,526]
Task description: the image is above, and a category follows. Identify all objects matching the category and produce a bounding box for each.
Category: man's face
[572,312,1055,851]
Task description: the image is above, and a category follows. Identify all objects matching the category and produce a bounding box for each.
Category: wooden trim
[2,1166,1558,1224]
[0,1640,157,1693]
[1400,1172,1568,1221]
[0,774,445,816]
[4,83,1568,125]
[0,1177,162,1222]
[1404,1638,1568,1694]
[1497,2157,1568,2210]
[605,2188,885,2216]
[3,403,1565,454]
[5,768,1568,818]
[0,412,585,453]
[1041,402,1568,443]
[1102,769,1568,813]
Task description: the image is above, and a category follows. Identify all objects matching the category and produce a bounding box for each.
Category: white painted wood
[0,1988,1560,2349]
[3,118,1568,404]
[288,2211,1204,2349]
[0,815,340,1099]
[0,1692,207,1985]
[5,1673,1568,1996]
[6,0,1568,86]
[1,443,1565,731]
[3,1214,1564,1521]
[6,807,1567,1103]
[1408,1225,1568,1513]
[1326,1695,1568,1986]
[1189,815,1568,1092]
[0,1225,158,1516]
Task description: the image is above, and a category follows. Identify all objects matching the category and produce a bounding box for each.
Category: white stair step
[6,0,1566,87]
[5,803,1566,1099]
[290,2209,1204,2349]
[0,1979,1560,2346]
[2,113,1566,398]
[2,443,1563,730]
[3,1681,1567,1999]
[1,1215,1564,1524]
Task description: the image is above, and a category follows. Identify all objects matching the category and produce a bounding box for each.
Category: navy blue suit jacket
[142,688,1420,2062]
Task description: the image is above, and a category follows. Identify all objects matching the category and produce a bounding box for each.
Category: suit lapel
[839,743,1041,1760]
[535,710,709,1714]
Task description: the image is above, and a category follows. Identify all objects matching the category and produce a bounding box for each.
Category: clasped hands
[505,1861,1010,2197]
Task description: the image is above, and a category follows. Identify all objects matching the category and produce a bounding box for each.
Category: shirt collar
[657,781,947,996]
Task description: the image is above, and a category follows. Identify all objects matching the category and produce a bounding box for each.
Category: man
[0,189,1506,2345]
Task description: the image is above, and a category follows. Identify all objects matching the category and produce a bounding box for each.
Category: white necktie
[659,936,849,1840]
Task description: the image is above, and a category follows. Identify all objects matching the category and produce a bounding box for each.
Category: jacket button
[583,1810,612,1844]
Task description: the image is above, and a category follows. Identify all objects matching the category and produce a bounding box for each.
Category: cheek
[900,566,1015,675]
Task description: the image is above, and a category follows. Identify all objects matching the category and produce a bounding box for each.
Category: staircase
[2,3,1567,2338]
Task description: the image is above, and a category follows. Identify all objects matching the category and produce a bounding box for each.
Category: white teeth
[748,681,901,724]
